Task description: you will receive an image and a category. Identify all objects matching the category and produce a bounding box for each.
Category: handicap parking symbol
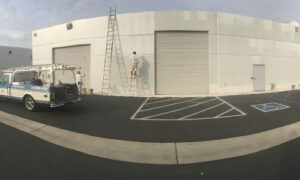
[251,102,289,112]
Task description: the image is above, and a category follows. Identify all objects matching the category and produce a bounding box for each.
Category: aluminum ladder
[101,7,117,95]
[128,75,138,96]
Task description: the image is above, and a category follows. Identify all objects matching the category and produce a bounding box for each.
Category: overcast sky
[0,0,299,48]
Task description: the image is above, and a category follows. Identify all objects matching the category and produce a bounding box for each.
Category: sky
[0,0,299,48]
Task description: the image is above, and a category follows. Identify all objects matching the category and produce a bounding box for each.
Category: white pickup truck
[0,64,80,111]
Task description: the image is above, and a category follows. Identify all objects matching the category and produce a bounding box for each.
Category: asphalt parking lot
[0,119,299,180]
[0,90,299,142]
[0,90,299,179]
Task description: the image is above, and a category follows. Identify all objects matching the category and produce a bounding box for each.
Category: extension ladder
[128,75,138,96]
[101,7,117,95]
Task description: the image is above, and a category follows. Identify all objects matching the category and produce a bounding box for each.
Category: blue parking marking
[251,102,289,112]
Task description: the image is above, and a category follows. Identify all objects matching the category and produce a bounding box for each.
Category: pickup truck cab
[0,64,80,111]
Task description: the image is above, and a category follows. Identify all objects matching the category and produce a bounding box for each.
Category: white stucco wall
[215,13,300,93]
[32,11,300,96]
[0,46,32,69]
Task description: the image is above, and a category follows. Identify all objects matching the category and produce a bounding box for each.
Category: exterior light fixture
[66,23,73,30]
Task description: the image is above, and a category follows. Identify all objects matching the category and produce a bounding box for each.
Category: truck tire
[24,95,36,111]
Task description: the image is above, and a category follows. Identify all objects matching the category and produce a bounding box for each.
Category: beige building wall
[32,11,300,96]
[216,13,300,93]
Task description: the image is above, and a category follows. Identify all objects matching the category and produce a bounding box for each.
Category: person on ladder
[130,51,139,76]
[76,71,84,94]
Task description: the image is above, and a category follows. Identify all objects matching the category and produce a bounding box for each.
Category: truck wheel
[24,95,36,111]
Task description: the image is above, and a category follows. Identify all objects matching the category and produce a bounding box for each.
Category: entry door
[253,65,265,91]
[0,73,12,96]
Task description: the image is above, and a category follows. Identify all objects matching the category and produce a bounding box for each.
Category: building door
[253,65,265,91]
[53,45,91,90]
[155,31,209,95]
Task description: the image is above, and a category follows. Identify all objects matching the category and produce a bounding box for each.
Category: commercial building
[32,11,300,96]
[0,46,32,69]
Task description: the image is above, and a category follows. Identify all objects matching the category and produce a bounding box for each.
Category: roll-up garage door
[155,31,209,95]
[53,45,91,89]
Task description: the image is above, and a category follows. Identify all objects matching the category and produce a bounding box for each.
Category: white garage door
[53,45,91,89]
[155,31,209,95]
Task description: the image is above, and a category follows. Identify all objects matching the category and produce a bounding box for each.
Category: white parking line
[178,103,224,120]
[215,108,234,118]
[145,97,183,105]
[142,98,218,119]
[130,97,149,119]
[131,96,246,121]
[141,97,203,112]
[135,114,246,121]
[216,96,246,115]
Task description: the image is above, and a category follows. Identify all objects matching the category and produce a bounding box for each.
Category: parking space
[265,89,300,105]
[251,102,290,112]
[131,96,246,120]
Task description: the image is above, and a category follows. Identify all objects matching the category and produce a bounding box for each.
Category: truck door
[0,73,12,97]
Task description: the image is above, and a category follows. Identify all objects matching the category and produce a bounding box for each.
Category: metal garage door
[155,31,209,95]
[53,45,91,89]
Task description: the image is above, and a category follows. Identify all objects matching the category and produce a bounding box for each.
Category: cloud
[0,29,25,40]
[1,0,300,48]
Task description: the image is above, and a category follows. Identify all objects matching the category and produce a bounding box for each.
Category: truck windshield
[54,70,76,85]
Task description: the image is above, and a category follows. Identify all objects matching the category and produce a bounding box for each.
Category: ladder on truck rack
[101,7,117,95]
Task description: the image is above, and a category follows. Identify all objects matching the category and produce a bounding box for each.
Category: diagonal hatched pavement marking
[131,96,246,121]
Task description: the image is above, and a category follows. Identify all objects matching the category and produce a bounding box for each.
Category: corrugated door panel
[156,32,209,95]
[53,45,91,89]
